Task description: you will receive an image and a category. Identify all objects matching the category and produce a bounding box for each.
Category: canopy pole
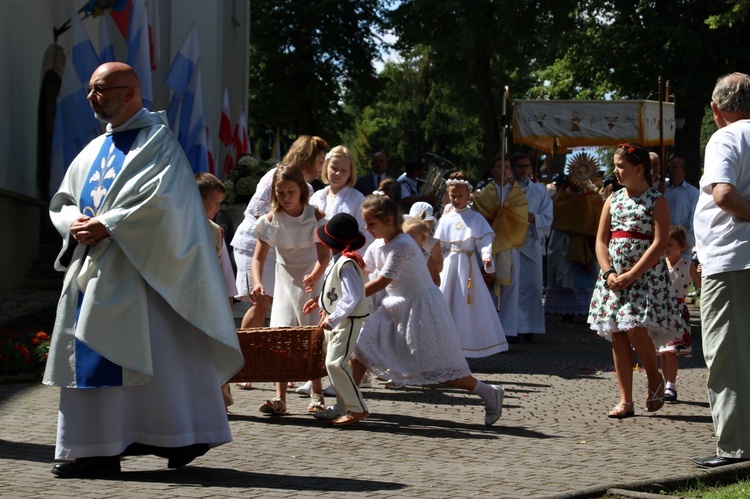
[658,76,664,185]
[500,85,509,203]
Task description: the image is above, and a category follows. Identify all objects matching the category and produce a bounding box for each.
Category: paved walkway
[1,299,746,498]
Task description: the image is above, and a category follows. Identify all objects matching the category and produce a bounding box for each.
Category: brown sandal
[607,402,635,419]
[259,397,288,415]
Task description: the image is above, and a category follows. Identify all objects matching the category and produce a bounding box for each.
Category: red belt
[611,230,652,240]
[676,297,685,303]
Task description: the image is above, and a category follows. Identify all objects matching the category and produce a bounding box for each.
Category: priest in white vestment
[45,63,243,478]
[509,154,553,339]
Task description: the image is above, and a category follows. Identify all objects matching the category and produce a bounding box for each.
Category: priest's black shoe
[692,455,749,468]
[167,443,209,469]
[51,456,121,478]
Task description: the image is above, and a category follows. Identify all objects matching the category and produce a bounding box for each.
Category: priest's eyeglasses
[86,85,130,95]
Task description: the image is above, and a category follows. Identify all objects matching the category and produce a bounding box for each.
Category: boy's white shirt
[319,253,363,328]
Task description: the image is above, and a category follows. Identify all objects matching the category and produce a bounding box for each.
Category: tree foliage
[345,52,484,178]
[705,0,750,28]
[541,0,750,182]
[247,0,384,158]
[247,0,750,184]
[381,0,579,169]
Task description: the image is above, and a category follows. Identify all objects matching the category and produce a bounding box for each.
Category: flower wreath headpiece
[325,151,334,160]
[445,178,473,192]
[618,143,635,154]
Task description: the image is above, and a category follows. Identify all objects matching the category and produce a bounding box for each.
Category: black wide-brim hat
[317,213,366,252]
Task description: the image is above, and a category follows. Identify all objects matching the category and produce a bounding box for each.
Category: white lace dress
[353,234,473,384]
[364,238,386,311]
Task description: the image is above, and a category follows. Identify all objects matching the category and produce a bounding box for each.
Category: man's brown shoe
[332,411,369,426]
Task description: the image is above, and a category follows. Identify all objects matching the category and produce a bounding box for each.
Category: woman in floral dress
[588,143,681,419]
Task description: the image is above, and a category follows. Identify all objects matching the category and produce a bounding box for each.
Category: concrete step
[20,277,62,290]
[22,243,63,290]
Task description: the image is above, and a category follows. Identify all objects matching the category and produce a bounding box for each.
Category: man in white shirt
[692,72,750,469]
[664,156,699,257]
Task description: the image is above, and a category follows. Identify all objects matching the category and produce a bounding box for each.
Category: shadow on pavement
[0,439,54,463]
[655,414,714,424]
[114,466,406,492]
[229,412,554,440]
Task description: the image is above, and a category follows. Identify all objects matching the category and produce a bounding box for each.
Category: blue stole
[74,129,139,388]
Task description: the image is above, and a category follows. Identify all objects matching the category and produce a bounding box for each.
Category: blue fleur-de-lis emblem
[326,287,339,304]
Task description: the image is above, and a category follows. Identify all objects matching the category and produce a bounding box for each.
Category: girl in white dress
[231,136,327,329]
[363,178,399,312]
[351,192,505,426]
[658,225,701,402]
[588,143,679,418]
[435,172,508,358]
[250,165,330,415]
[310,145,371,250]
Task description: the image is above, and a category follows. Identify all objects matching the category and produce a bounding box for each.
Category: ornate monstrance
[567,152,600,188]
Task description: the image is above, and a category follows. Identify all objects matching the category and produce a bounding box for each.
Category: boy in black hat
[303,213,370,425]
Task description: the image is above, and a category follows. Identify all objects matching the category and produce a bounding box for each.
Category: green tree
[346,53,485,179]
[542,0,750,183]
[385,0,579,168]
[706,0,750,28]
[248,0,384,158]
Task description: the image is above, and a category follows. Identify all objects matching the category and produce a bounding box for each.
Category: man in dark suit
[354,151,389,196]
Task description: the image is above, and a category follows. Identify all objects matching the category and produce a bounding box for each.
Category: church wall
[0,0,250,291]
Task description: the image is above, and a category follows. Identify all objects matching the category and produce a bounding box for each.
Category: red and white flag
[232,106,249,159]
[223,143,236,176]
[219,86,232,147]
[109,0,159,70]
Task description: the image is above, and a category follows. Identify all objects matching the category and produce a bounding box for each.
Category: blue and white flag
[49,54,100,197]
[70,8,99,87]
[98,14,115,63]
[164,23,199,129]
[126,0,153,108]
[180,59,208,173]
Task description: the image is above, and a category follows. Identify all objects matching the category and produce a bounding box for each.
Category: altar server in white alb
[510,153,553,340]
[435,171,508,357]
[45,63,243,478]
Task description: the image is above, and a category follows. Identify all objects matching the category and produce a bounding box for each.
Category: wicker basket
[229,326,327,382]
